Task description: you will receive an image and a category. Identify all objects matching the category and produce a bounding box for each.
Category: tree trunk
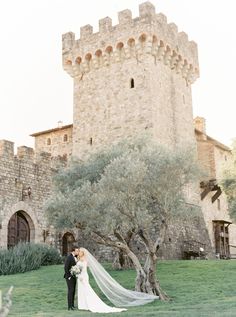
[112,230,134,269]
[135,226,169,301]
[91,230,169,300]
[135,255,169,301]
[112,250,134,269]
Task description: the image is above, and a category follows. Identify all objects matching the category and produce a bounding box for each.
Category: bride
[74,248,158,313]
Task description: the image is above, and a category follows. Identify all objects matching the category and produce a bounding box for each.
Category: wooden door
[213,221,230,258]
[7,211,30,248]
[8,213,18,248]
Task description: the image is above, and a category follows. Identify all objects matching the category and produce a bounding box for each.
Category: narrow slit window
[89,137,93,145]
[47,138,51,145]
[130,78,134,88]
[63,134,68,142]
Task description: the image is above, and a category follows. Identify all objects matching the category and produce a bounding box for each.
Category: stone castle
[0,2,235,259]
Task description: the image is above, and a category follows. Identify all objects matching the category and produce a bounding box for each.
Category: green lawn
[1,260,236,317]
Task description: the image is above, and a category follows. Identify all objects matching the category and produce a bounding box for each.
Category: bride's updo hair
[78,248,85,257]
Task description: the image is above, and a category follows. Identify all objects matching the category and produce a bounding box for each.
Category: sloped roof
[195,128,231,152]
[30,124,73,137]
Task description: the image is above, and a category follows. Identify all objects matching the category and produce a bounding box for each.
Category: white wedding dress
[75,248,158,313]
[76,259,126,313]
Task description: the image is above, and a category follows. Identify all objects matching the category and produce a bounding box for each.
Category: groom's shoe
[68,307,75,311]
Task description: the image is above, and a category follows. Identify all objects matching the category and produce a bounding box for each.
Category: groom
[64,246,80,311]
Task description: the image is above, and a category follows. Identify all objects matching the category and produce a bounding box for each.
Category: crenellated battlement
[62,1,199,84]
[0,139,53,164]
[0,140,14,157]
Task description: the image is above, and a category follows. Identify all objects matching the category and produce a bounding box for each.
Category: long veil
[81,248,159,307]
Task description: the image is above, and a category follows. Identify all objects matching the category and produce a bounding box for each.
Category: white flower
[70,264,82,277]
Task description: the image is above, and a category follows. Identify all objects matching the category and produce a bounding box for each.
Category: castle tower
[62,1,199,158]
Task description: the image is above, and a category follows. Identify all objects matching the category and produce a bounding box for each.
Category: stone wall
[200,192,236,250]
[60,1,235,260]
[159,213,213,259]
[196,137,216,180]
[214,146,232,180]
[32,124,73,159]
[0,140,56,248]
[0,1,234,262]
[62,1,199,159]
[194,120,235,257]
[194,117,232,181]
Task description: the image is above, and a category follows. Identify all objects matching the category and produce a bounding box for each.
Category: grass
[1,260,236,317]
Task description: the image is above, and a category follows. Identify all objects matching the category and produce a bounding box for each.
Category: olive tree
[45,137,199,300]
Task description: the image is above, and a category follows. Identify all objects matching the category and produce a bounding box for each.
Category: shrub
[0,243,62,275]
[36,244,62,266]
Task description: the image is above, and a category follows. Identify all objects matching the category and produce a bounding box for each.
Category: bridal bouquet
[70,264,82,277]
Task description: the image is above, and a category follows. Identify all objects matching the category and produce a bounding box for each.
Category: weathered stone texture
[200,192,236,251]
[0,140,54,248]
[63,1,199,158]
[0,2,235,260]
[194,118,234,255]
[31,125,73,159]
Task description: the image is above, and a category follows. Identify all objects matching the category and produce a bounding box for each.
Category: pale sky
[0,0,235,149]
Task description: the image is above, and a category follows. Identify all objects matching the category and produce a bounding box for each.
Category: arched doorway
[62,232,75,256]
[7,211,30,248]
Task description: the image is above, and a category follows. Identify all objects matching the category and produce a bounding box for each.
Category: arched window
[75,56,82,65]
[47,138,51,145]
[85,53,92,63]
[95,50,103,66]
[95,49,102,58]
[116,42,124,50]
[152,35,158,44]
[63,134,68,142]
[116,43,124,60]
[105,46,113,54]
[127,39,135,57]
[65,59,72,65]
[127,38,135,48]
[105,46,113,64]
[130,78,134,88]
[139,34,147,48]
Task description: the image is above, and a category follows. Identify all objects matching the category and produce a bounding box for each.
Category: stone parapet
[0,139,65,166]
[62,1,199,85]
[0,140,14,157]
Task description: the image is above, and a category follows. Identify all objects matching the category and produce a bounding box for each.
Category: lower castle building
[0,2,235,259]
[0,117,235,259]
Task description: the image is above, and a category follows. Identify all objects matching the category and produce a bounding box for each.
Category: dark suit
[64,253,77,309]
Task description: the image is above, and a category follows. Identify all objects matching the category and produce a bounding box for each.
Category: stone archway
[7,211,32,248]
[1,201,41,249]
[62,232,75,256]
